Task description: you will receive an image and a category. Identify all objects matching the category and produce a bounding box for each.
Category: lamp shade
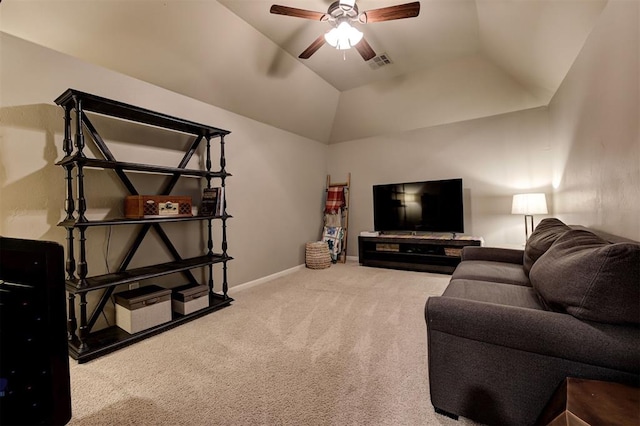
[511,193,548,215]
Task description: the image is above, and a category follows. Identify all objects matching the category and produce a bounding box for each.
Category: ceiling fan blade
[355,38,376,61]
[361,1,420,23]
[299,35,326,59]
[270,5,326,21]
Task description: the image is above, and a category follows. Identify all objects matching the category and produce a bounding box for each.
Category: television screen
[373,178,464,233]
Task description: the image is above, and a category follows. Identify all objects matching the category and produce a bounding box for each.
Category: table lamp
[512,193,548,240]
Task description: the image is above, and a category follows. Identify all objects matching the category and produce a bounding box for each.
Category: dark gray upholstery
[428,297,639,373]
[425,219,640,425]
[427,324,638,426]
[531,229,640,324]
[523,218,572,275]
[443,279,543,310]
[451,260,530,287]
[460,246,524,264]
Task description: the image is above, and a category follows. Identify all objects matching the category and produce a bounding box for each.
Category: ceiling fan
[270,0,420,61]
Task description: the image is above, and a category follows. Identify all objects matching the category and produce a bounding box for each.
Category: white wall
[0,33,328,293]
[328,106,553,252]
[549,0,640,241]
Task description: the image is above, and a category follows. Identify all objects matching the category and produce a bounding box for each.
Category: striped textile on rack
[325,186,345,214]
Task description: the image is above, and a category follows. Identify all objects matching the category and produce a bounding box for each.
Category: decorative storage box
[115,285,172,334]
[124,195,192,219]
[171,284,209,315]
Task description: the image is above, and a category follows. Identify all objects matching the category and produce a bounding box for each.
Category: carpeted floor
[67,261,480,425]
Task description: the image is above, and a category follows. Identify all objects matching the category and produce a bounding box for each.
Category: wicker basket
[305,241,332,269]
[444,247,463,257]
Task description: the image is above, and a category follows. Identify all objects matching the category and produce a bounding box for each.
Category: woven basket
[305,241,331,269]
[444,247,463,257]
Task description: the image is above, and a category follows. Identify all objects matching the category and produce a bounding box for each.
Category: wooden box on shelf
[124,195,192,219]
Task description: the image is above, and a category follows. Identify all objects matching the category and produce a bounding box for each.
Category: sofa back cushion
[523,218,572,275]
[530,229,640,324]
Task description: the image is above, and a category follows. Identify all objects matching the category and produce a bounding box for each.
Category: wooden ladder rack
[325,173,350,263]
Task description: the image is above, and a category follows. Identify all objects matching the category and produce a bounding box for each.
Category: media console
[358,234,483,274]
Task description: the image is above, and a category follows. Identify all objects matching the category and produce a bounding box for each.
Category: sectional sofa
[425,218,640,425]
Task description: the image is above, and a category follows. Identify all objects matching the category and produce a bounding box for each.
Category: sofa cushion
[523,218,572,276]
[461,246,524,264]
[444,279,544,310]
[530,229,640,324]
[451,260,530,287]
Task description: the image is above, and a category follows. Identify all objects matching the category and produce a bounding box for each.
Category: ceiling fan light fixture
[271,1,421,60]
[338,0,356,10]
[324,21,363,50]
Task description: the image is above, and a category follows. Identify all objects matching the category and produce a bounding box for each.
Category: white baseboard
[229,264,306,294]
[229,256,360,294]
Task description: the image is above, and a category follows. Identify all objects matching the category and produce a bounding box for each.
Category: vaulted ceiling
[219,0,605,96]
[1,0,608,143]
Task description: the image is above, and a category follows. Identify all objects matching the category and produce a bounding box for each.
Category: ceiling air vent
[369,53,393,70]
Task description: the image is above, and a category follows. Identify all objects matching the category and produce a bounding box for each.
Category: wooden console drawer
[537,377,640,426]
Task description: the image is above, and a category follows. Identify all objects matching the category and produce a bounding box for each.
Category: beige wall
[330,54,545,143]
[549,0,640,241]
[0,34,328,295]
[328,0,639,254]
[327,107,553,252]
[0,0,339,143]
[1,0,637,292]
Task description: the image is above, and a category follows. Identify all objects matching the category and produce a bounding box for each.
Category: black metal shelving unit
[55,89,233,363]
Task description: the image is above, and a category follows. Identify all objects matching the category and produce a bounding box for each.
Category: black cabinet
[0,237,72,425]
[55,89,233,363]
[358,235,482,274]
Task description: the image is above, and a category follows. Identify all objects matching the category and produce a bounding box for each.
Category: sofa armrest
[461,246,524,264]
[426,296,639,374]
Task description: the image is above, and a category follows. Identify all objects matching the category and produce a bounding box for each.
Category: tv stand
[358,234,483,274]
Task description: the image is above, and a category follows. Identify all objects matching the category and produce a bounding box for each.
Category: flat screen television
[373,178,464,234]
